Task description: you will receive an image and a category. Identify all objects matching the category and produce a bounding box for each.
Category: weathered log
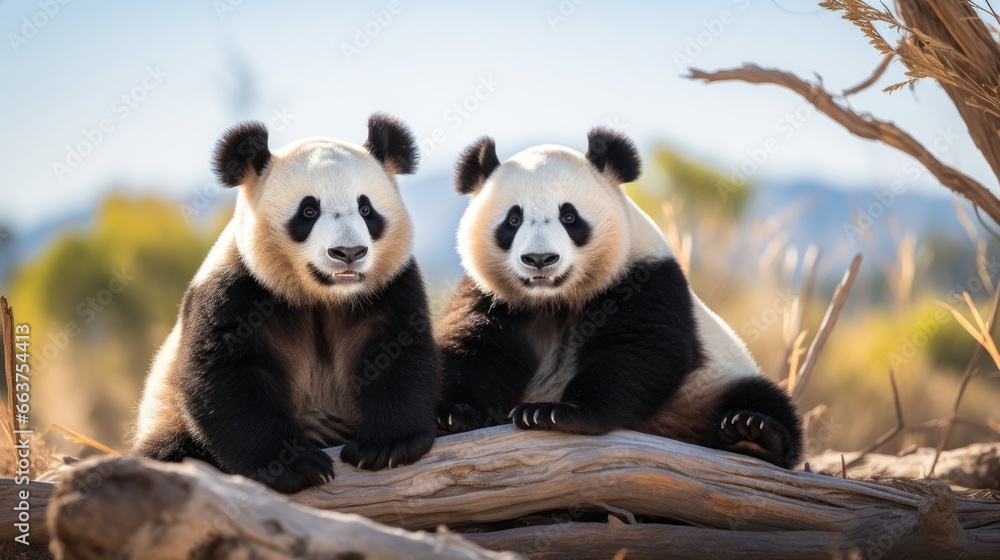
[47,456,518,560]
[3,428,1000,558]
[465,523,860,560]
[808,443,1000,489]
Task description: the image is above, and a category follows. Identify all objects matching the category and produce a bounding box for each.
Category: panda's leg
[712,376,803,468]
[133,429,215,465]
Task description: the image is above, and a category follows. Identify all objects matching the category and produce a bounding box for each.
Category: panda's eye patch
[288,196,321,243]
[559,202,591,247]
[358,195,386,240]
[495,205,522,251]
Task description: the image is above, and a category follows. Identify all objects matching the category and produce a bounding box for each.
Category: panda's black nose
[328,245,368,264]
[521,253,560,270]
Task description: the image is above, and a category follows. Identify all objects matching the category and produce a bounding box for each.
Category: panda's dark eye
[302,206,318,219]
[509,214,521,227]
[360,205,371,217]
[561,213,575,224]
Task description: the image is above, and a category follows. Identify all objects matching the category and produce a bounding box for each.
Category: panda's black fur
[436,129,802,468]
[133,115,440,493]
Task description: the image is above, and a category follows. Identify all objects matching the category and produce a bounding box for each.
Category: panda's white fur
[460,144,757,416]
[234,138,414,306]
[134,116,440,493]
[438,130,802,467]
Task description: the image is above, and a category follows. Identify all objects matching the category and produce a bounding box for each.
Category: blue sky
[0,0,991,231]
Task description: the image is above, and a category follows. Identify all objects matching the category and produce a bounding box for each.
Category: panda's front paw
[260,441,335,494]
[341,428,435,471]
[717,409,794,467]
[436,402,483,434]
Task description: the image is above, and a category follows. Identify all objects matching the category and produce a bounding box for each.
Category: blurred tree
[628,147,752,223]
[0,224,12,287]
[7,195,226,448]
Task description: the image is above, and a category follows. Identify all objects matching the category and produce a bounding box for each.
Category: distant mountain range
[0,174,983,292]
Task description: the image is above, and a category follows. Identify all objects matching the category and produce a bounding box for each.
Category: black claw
[717,409,794,468]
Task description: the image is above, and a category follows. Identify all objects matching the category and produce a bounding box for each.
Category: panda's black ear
[455,136,500,195]
[364,113,419,176]
[213,121,271,188]
[586,127,641,184]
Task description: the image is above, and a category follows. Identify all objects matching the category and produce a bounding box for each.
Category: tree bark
[896,0,1000,180]
[808,443,1000,489]
[47,456,518,560]
[3,428,999,558]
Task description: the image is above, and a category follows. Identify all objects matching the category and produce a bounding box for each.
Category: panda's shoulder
[594,256,692,314]
[365,258,431,315]
[180,256,282,326]
[436,275,521,338]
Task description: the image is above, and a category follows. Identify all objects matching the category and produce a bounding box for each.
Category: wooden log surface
[48,456,518,560]
[810,444,1000,490]
[2,427,999,558]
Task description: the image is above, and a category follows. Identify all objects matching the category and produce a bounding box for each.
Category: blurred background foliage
[1,144,999,464]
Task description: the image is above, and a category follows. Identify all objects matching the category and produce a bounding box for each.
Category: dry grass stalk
[0,298,17,466]
[790,253,863,402]
[784,329,810,395]
[842,52,895,96]
[930,284,1000,476]
[51,423,120,456]
[659,202,692,276]
[825,0,1000,180]
[846,370,905,468]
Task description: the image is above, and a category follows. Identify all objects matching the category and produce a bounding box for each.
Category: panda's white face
[458,146,631,308]
[236,138,413,305]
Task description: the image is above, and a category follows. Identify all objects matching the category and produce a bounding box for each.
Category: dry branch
[789,253,862,401]
[809,443,1000,489]
[687,64,1000,225]
[895,0,1000,179]
[4,428,1000,558]
[47,456,517,560]
[847,369,906,468]
[842,53,895,96]
[931,282,1000,476]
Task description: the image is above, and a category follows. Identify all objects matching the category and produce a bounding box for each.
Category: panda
[435,128,803,468]
[133,114,440,493]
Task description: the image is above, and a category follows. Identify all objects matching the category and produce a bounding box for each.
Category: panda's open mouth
[333,270,363,281]
[522,268,571,289]
[527,275,556,286]
[309,264,364,286]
